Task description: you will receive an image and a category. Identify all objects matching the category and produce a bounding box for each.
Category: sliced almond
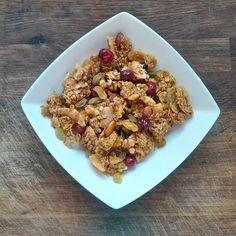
[89,154,105,172]
[57,108,85,126]
[104,120,116,137]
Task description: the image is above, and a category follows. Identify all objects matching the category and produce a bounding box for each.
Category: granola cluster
[41,32,193,183]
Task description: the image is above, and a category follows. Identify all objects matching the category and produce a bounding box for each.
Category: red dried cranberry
[98,48,114,63]
[115,32,124,48]
[120,69,135,81]
[72,123,86,135]
[90,88,98,97]
[138,117,150,131]
[124,154,136,167]
[146,81,157,95]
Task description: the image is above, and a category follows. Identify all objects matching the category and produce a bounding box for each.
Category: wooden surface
[1,1,236,235]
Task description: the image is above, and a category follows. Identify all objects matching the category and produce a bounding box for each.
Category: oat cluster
[41,32,193,183]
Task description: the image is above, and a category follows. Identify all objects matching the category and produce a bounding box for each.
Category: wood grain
[0,0,236,235]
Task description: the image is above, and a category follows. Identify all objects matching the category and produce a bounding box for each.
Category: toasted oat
[41,32,192,182]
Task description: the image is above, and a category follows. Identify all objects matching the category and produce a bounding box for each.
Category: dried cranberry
[146,81,157,95]
[115,32,124,48]
[124,154,136,167]
[90,88,98,97]
[138,117,150,131]
[120,69,135,81]
[72,123,86,135]
[98,48,114,63]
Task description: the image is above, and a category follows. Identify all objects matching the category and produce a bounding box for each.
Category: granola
[41,32,193,183]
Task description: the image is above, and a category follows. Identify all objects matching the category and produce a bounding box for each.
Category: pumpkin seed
[127,114,137,123]
[75,98,88,108]
[92,72,105,85]
[88,97,102,105]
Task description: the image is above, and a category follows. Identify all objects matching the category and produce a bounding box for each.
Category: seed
[127,114,137,123]
[75,98,88,108]
[104,120,116,137]
[92,72,105,85]
[93,86,107,100]
[88,97,102,105]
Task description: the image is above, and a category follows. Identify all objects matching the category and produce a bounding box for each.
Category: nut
[128,93,140,101]
[104,120,116,137]
[143,106,154,117]
[89,154,105,172]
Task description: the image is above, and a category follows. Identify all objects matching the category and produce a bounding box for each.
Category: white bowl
[21,12,220,209]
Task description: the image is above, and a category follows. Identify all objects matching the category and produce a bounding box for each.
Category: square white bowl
[21,12,220,209]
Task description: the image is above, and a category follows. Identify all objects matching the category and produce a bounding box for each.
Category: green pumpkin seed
[88,97,102,105]
[75,98,88,108]
[127,114,137,123]
[92,72,105,86]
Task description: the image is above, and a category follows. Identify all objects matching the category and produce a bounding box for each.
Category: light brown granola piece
[128,50,157,69]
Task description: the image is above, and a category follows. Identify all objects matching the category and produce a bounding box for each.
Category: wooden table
[1,1,236,235]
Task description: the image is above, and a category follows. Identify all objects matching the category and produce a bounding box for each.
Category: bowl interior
[21,12,220,209]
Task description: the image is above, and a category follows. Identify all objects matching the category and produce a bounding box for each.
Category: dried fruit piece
[72,123,86,135]
[124,154,136,167]
[113,172,122,184]
[120,69,135,81]
[146,81,157,95]
[90,88,98,97]
[104,120,116,137]
[55,127,66,141]
[99,48,114,63]
[93,86,107,100]
[115,32,124,48]
[138,117,150,131]
[122,120,139,132]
